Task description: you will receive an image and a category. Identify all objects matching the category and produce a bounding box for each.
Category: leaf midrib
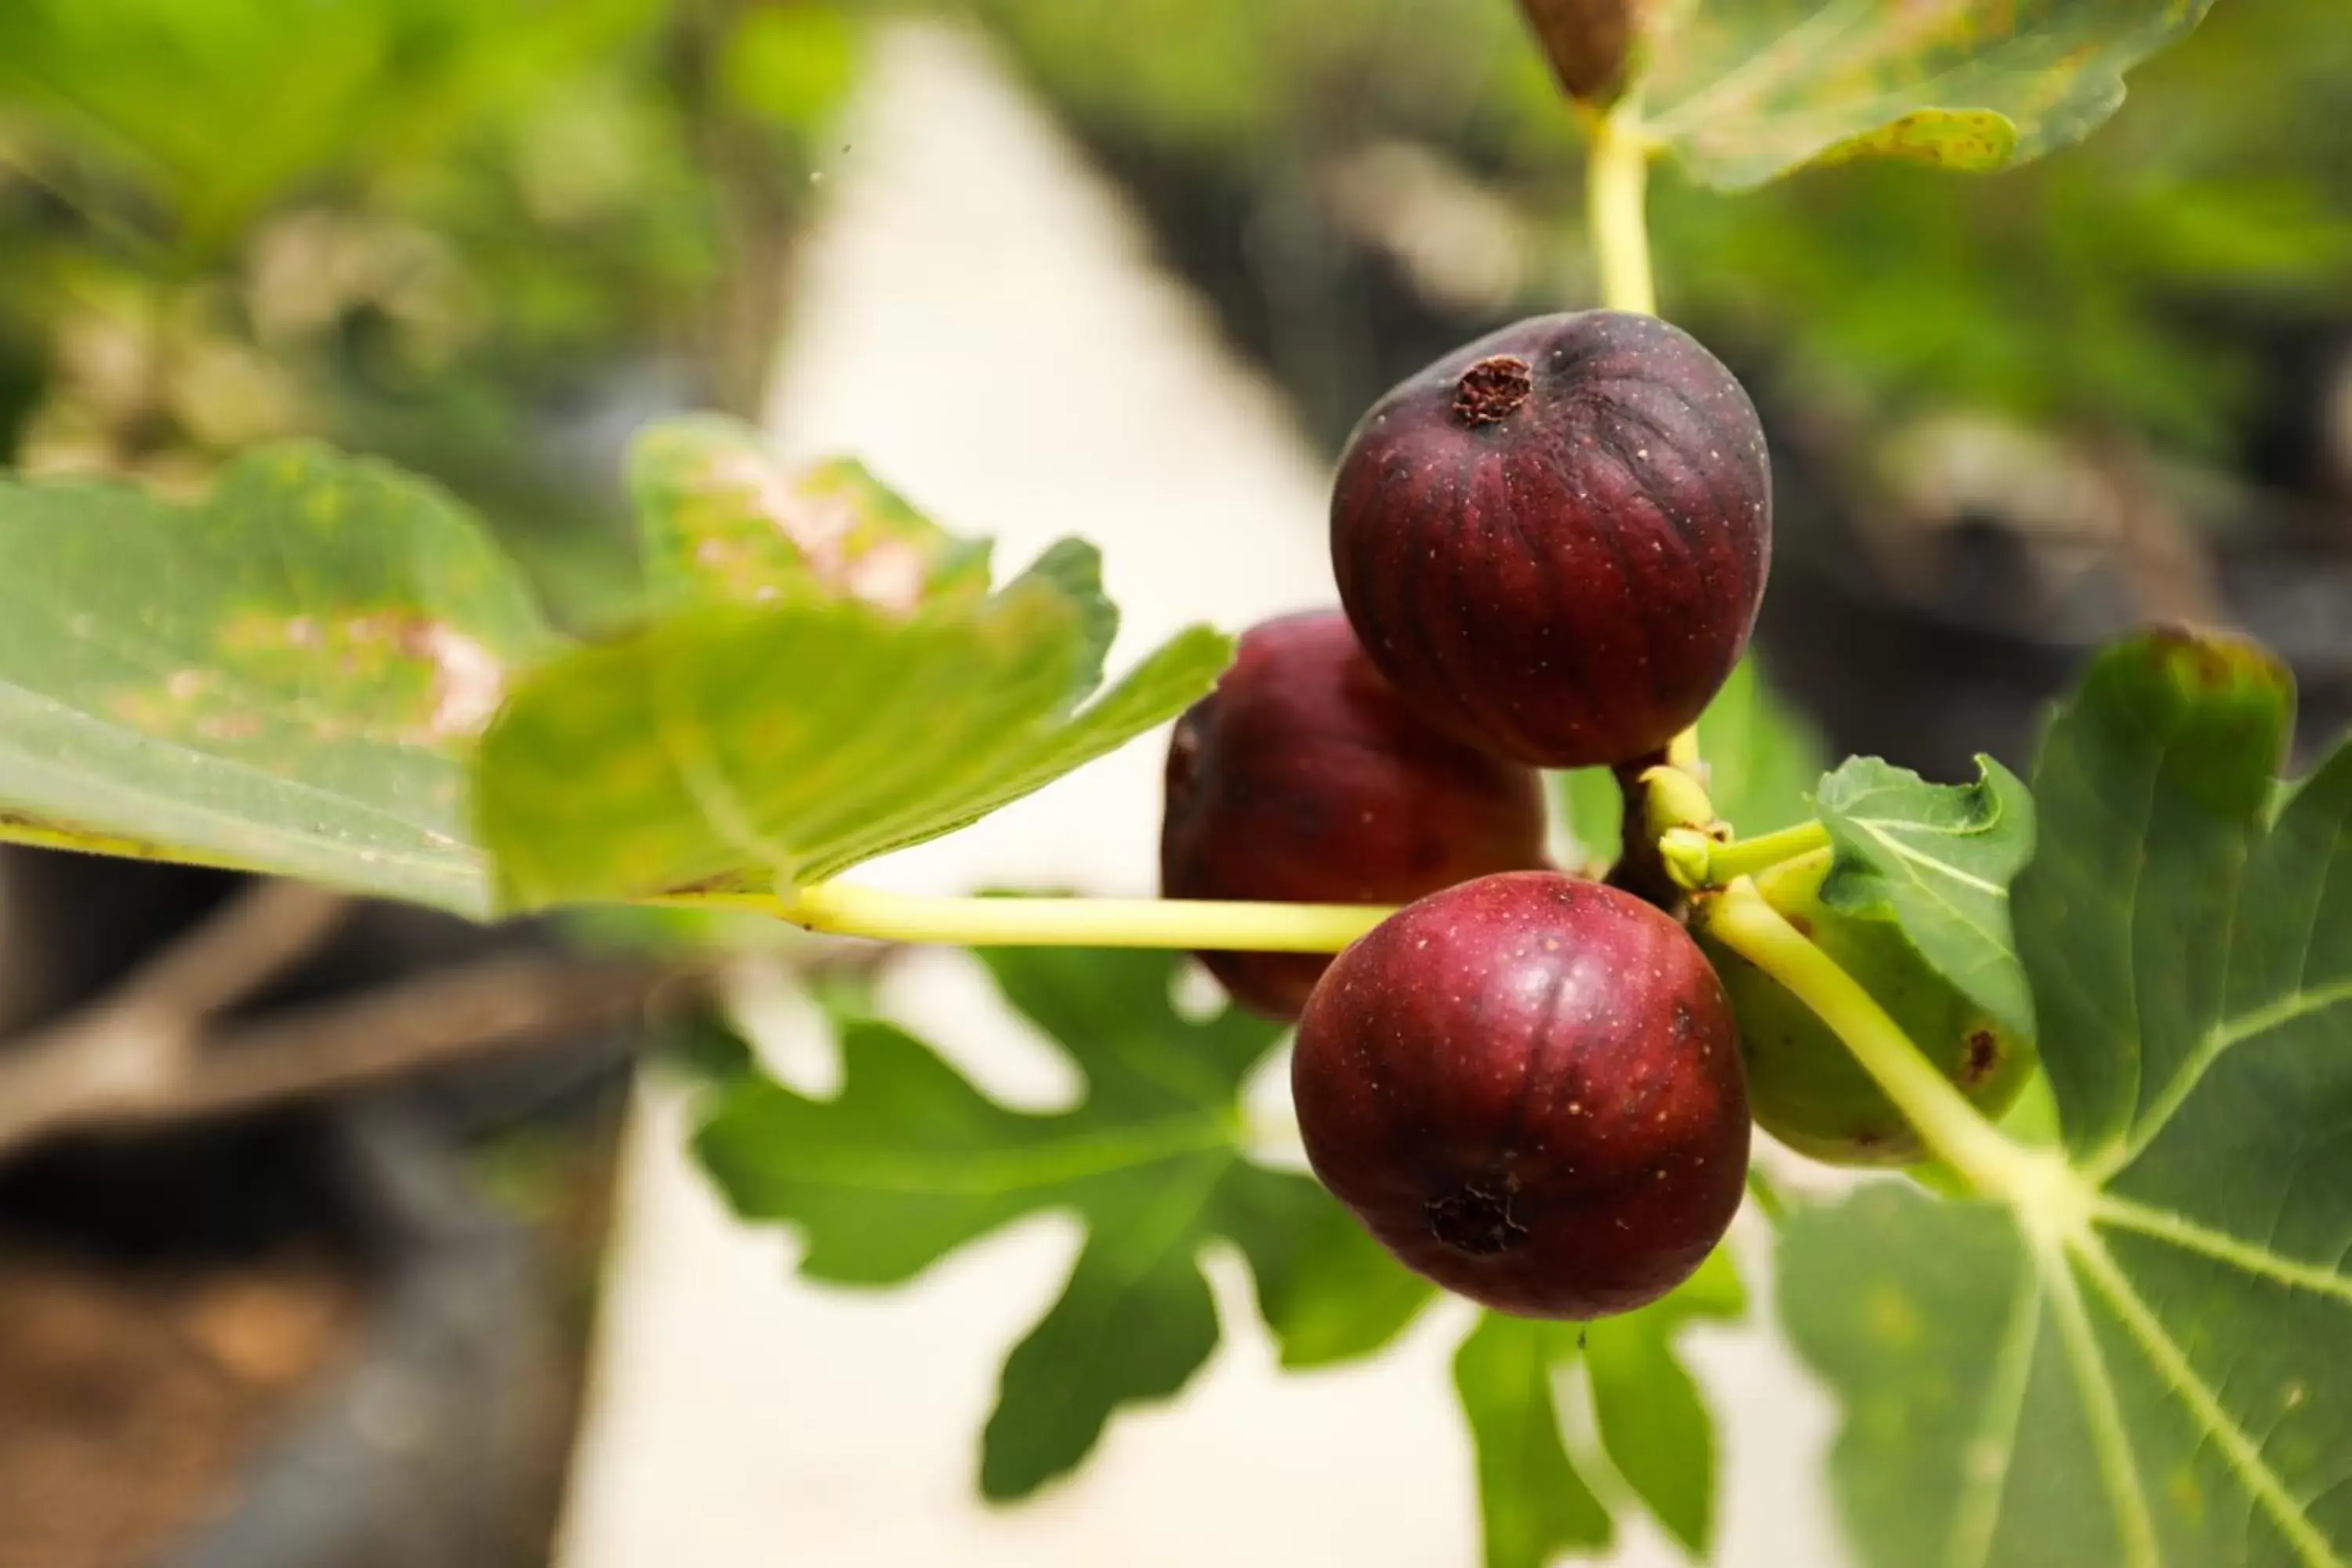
[738,1110,1241,1199]
[1849,813,2009,898]
[1984,1167,2352,1566]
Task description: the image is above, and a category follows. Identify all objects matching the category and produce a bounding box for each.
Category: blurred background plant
[4,4,2351,1564]
[949,0,2352,463]
[13,0,2349,694]
[943,0,2352,768]
[0,9,859,1563]
[0,0,861,624]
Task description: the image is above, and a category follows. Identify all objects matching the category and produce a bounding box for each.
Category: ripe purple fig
[1330,310,1770,768]
[1294,871,1748,1319]
[1161,611,1548,1021]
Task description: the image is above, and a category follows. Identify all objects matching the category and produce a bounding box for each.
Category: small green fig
[1699,848,2036,1167]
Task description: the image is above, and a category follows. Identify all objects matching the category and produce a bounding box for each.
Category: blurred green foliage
[0,0,860,619]
[955,0,2352,459]
[4,0,2345,582]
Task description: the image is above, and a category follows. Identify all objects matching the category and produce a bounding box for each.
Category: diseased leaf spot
[1964,1029,2000,1084]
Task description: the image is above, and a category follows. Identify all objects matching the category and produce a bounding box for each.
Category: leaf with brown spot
[1639,1,2217,190]
[632,416,991,616]
[0,444,557,914]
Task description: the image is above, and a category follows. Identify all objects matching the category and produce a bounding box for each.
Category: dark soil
[0,1246,362,1568]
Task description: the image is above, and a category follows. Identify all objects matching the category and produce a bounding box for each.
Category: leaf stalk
[767,881,1395,953]
[1584,106,1657,316]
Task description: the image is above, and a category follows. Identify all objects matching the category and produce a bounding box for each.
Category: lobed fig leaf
[1454,1247,1745,1568]
[1637,1,2219,191]
[1781,628,2352,1567]
[0,429,1220,920]
[474,539,1229,908]
[691,942,1429,1500]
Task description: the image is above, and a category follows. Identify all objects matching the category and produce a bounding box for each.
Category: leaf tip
[2134,622,2291,702]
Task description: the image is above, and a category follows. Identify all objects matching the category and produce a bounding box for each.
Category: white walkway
[556,24,1847,1568]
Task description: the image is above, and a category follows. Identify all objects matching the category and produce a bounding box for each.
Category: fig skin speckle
[1330,310,1770,769]
[1160,611,1548,1022]
[1293,870,1749,1319]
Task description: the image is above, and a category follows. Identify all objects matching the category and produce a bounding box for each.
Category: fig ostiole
[1159,611,1549,1022]
[1292,871,1749,1320]
[1697,848,2038,1167]
[1330,310,1770,770]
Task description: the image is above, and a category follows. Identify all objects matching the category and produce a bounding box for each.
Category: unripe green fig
[1698,848,2036,1167]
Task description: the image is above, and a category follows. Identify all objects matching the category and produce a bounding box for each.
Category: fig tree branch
[0,879,352,1154]
[0,877,713,1157]
[96,950,711,1133]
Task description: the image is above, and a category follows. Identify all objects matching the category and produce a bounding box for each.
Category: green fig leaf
[1455,1250,1745,1568]
[720,0,861,133]
[474,537,1229,909]
[630,416,990,615]
[691,942,1425,1500]
[0,445,557,915]
[0,0,655,244]
[1639,2,2220,191]
[1781,629,2352,1567]
[1815,754,2038,1041]
[1581,1247,1747,1557]
[1254,1201,1438,1371]
[1456,1315,1615,1568]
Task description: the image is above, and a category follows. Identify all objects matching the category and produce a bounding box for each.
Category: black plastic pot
[162,1109,546,1568]
[1756,504,2352,783]
[0,852,633,1568]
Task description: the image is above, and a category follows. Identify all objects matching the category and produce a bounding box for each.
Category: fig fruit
[1698,848,2037,1166]
[1160,611,1548,1021]
[1293,871,1748,1319]
[1330,310,1770,768]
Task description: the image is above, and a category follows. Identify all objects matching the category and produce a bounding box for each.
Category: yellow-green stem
[0,816,272,878]
[757,881,1395,953]
[1585,108,1657,316]
[1584,103,1700,780]
[1702,878,2029,1197]
[1697,819,1833,886]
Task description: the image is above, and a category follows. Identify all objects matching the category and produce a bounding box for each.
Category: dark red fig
[1293,871,1748,1319]
[1330,310,1770,768]
[1161,611,1548,1022]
